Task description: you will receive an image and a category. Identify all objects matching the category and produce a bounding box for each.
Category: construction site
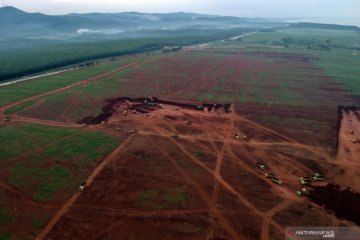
[1,40,360,240]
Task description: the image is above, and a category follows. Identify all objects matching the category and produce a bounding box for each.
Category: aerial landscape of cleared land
[1,14,360,240]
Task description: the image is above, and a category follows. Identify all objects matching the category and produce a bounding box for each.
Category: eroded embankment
[78,97,231,124]
[336,105,360,151]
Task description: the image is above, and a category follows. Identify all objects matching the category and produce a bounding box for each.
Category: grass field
[1,26,360,240]
[0,123,79,163]
[0,55,144,107]
[240,28,360,94]
[3,127,123,202]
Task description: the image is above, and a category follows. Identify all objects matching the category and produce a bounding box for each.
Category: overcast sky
[2,0,360,21]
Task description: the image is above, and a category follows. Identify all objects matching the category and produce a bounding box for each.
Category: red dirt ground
[1,49,359,240]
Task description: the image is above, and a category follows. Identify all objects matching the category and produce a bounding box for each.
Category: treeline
[288,22,360,31]
[0,28,252,82]
[272,37,333,50]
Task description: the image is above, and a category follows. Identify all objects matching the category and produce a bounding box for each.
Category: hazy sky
[2,0,360,20]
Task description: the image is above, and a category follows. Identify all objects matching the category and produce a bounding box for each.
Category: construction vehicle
[243,135,249,142]
[122,110,128,116]
[3,117,10,122]
[116,126,123,131]
[265,173,275,178]
[271,178,282,185]
[257,162,265,170]
[130,128,138,133]
[296,187,310,197]
[313,173,325,181]
[185,120,192,125]
[299,177,312,185]
[101,121,106,125]
[132,110,137,114]
[159,104,163,109]
[350,130,354,135]
[351,139,359,144]
[196,105,204,110]
[171,133,179,138]
[79,182,86,191]
[234,133,240,140]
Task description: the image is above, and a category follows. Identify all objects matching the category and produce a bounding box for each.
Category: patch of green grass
[42,131,120,165]
[0,123,78,163]
[192,151,205,157]
[0,208,13,223]
[34,167,72,201]
[163,190,189,206]
[0,59,137,107]
[0,233,11,240]
[242,29,360,94]
[138,189,160,203]
[4,100,36,115]
[178,160,201,175]
[9,163,74,201]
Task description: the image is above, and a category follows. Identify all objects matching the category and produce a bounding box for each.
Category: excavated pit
[78,97,231,124]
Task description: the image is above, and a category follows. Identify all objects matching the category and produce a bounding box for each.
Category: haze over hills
[0,6,274,40]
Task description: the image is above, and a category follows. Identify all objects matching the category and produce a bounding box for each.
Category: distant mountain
[0,6,270,40]
[288,22,360,31]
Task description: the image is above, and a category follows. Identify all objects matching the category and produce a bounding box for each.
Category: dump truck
[299,177,312,185]
[257,162,265,170]
[171,133,179,138]
[122,110,128,116]
[243,135,249,141]
[185,120,192,125]
[101,121,106,125]
[79,182,86,191]
[234,133,240,140]
[130,128,138,133]
[3,117,10,122]
[296,187,309,197]
[116,126,123,131]
[271,178,282,185]
[265,173,275,178]
[313,173,325,181]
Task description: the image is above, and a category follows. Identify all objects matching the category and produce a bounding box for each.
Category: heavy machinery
[265,173,275,178]
[234,133,240,140]
[3,117,10,122]
[171,133,179,138]
[299,177,312,185]
[271,178,282,185]
[296,187,309,197]
[79,182,86,191]
[116,126,123,131]
[257,162,265,170]
[130,128,138,133]
[243,135,249,141]
[101,121,106,125]
[185,120,192,125]
[313,173,325,181]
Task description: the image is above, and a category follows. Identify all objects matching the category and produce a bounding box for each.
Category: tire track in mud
[8,129,86,168]
[149,135,243,240]
[0,180,60,209]
[90,216,128,240]
[36,135,135,240]
[260,200,292,240]
[0,61,143,116]
[153,126,285,235]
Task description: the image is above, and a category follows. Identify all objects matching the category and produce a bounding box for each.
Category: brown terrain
[0,48,359,240]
